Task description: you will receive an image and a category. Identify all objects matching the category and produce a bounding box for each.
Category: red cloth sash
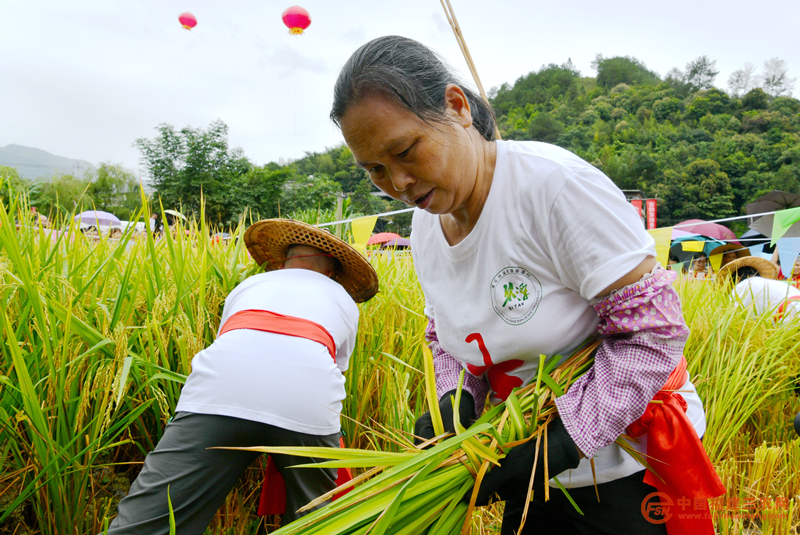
[775,296,800,322]
[627,356,725,534]
[217,309,352,516]
[218,309,336,363]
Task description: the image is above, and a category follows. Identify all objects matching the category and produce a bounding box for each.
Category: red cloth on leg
[258,437,353,516]
[258,456,286,516]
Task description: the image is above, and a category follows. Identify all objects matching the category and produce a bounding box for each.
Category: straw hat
[716,256,778,286]
[708,243,750,261]
[244,219,379,303]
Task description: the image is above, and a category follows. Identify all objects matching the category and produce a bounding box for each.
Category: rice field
[0,196,799,534]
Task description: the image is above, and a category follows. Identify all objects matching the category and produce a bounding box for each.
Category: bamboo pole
[439,0,502,140]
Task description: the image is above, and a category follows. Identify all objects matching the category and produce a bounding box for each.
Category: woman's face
[339,89,480,215]
[721,251,738,266]
[693,256,707,271]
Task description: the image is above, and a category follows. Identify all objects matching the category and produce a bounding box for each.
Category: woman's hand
[414,390,476,445]
[474,416,581,505]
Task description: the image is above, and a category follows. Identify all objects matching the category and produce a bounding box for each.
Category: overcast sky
[2,0,799,175]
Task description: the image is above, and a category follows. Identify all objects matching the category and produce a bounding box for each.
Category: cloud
[431,12,450,34]
[339,27,367,44]
[260,45,330,77]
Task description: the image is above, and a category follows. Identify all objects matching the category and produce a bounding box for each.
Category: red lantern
[282,6,311,35]
[178,12,197,30]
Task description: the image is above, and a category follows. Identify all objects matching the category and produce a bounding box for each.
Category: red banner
[631,199,643,219]
[646,199,658,230]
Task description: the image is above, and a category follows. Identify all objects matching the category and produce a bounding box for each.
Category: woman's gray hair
[330,35,496,141]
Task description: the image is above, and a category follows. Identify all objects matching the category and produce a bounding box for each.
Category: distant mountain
[0,144,95,180]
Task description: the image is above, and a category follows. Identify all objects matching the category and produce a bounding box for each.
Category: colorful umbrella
[746,190,800,215]
[674,219,740,245]
[367,232,402,246]
[381,238,411,248]
[670,235,727,266]
[74,210,121,227]
[164,209,187,220]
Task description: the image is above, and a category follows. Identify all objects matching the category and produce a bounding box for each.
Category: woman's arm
[555,265,689,458]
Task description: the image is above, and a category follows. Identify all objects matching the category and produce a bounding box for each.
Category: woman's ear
[443,84,473,128]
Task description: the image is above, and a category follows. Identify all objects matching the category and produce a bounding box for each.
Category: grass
[0,190,799,534]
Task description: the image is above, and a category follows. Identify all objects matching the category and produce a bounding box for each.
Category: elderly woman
[332,36,719,534]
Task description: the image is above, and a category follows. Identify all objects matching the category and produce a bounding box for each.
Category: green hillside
[488,57,800,228]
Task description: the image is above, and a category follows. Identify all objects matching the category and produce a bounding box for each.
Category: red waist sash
[627,356,725,534]
[219,309,337,363]
[217,309,352,516]
[775,295,800,322]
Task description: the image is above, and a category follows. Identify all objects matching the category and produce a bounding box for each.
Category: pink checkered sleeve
[425,317,490,416]
[555,268,689,458]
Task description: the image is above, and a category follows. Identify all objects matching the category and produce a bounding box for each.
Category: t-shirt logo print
[490,267,542,325]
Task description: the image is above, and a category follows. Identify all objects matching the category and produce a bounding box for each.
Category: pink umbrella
[672,228,699,240]
[674,219,740,245]
[367,232,402,246]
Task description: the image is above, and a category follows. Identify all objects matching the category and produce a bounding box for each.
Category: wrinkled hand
[474,416,581,505]
[414,390,476,446]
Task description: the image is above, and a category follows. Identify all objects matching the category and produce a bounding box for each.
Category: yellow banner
[350,216,378,253]
[681,241,704,252]
[709,254,723,274]
[647,227,673,267]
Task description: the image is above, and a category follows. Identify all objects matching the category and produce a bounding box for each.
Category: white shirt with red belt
[734,276,800,322]
[176,268,359,435]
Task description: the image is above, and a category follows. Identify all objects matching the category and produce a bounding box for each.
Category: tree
[490,61,581,115]
[593,55,660,88]
[741,88,769,111]
[349,178,387,215]
[135,120,252,222]
[664,68,693,98]
[0,166,28,207]
[654,160,734,222]
[33,174,93,217]
[761,58,797,97]
[727,62,757,98]
[86,163,141,219]
[527,113,565,143]
[225,166,291,221]
[280,174,343,215]
[685,56,718,91]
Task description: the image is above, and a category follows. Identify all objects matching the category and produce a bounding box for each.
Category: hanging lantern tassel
[178,12,197,30]
[282,6,311,35]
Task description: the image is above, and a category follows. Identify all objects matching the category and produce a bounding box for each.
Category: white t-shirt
[176,268,359,435]
[733,276,800,322]
[411,140,705,487]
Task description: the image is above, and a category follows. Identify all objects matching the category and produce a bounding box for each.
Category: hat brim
[716,256,778,286]
[709,243,750,259]
[244,219,379,303]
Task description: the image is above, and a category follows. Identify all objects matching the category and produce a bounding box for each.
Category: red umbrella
[674,219,740,245]
[367,232,402,246]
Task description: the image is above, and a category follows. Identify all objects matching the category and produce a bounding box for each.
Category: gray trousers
[105,412,339,535]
